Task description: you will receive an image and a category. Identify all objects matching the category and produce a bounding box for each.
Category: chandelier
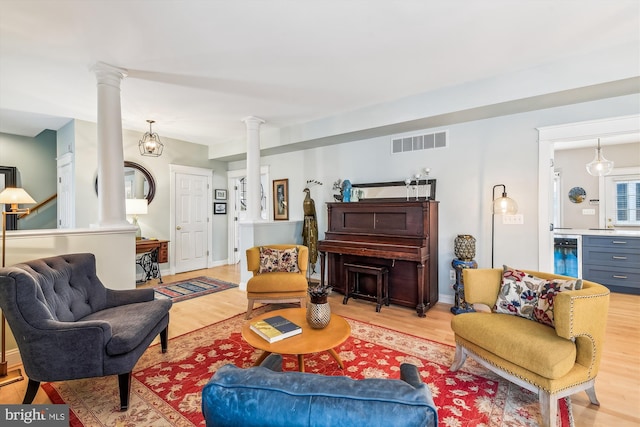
[138,120,164,157]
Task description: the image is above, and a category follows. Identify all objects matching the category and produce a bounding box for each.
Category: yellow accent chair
[450,268,610,427]
[245,245,309,319]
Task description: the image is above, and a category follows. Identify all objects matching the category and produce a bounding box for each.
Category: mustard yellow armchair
[245,245,309,319]
[450,268,610,427]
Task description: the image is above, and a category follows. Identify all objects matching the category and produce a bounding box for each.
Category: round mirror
[94,161,156,204]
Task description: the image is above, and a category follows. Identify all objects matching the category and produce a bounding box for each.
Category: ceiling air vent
[391,130,448,154]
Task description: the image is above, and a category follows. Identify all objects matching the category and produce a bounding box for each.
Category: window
[604,168,640,227]
[614,179,640,224]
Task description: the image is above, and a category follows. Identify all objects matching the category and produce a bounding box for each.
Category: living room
[1,1,639,426]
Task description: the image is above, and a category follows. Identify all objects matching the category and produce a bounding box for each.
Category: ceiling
[1,1,639,156]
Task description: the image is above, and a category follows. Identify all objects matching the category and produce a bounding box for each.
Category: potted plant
[306,283,332,328]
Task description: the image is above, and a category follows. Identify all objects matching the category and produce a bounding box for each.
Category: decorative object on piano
[342,180,352,202]
[273,178,289,220]
[454,234,476,261]
[491,184,518,268]
[307,283,332,328]
[451,258,477,315]
[303,181,321,275]
[332,179,344,202]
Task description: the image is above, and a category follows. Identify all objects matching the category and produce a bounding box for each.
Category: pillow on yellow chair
[259,247,300,273]
[493,266,581,327]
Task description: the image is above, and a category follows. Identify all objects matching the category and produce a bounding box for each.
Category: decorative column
[92,62,128,227]
[242,116,265,221]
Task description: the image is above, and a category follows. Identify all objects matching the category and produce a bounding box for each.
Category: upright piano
[318,200,438,317]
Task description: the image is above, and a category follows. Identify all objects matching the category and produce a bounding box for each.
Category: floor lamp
[0,186,36,387]
[491,184,518,268]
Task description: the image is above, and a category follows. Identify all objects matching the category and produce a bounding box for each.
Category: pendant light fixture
[138,120,164,157]
[586,138,613,176]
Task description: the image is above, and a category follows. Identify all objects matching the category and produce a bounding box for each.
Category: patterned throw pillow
[278,247,300,273]
[258,247,280,273]
[258,247,300,273]
[493,266,545,320]
[534,277,582,327]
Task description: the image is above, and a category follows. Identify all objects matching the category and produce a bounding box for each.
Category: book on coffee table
[250,315,302,343]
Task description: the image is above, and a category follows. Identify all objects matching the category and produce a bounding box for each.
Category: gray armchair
[0,253,172,411]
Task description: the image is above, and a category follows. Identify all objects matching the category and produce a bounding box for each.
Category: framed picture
[215,189,227,200]
[273,178,289,220]
[214,202,227,215]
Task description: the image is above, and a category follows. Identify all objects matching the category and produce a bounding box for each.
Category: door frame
[537,114,640,272]
[227,166,270,264]
[169,164,214,275]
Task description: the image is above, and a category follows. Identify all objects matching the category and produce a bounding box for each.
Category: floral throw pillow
[534,278,582,327]
[493,266,547,320]
[278,247,300,273]
[258,247,280,273]
[258,247,300,273]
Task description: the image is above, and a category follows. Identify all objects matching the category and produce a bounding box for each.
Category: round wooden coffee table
[242,307,351,372]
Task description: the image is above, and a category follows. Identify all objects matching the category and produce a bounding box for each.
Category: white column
[242,116,265,221]
[92,62,128,227]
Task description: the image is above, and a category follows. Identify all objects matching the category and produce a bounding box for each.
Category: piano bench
[343,263,389,312]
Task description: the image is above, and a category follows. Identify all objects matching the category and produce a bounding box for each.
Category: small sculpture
[303,181,321,275]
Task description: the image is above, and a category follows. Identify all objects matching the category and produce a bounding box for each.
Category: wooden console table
[136,239,169,283]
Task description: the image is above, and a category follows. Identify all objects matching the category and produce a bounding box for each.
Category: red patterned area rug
[43,311,573,427]
[153,276,237,302]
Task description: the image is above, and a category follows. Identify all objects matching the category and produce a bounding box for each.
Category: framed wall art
[273,178,289,220]
[215,189,227,200]
[214,202,227,215]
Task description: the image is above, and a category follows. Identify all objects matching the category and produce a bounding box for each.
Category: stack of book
[250,315,302,343]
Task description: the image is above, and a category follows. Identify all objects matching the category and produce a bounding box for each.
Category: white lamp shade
[0,187,36,205]
[125,198,148,215]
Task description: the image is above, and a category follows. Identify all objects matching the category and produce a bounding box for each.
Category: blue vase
[342,180,352,202]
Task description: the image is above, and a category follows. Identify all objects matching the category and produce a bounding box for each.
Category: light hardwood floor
[1,264,638,426]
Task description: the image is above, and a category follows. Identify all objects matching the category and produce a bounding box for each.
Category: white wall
[230,94,640,301]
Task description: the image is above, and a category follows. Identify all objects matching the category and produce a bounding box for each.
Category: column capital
[242,116,266,130]
[91,62,128,88]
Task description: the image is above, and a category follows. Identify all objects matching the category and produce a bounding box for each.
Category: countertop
[554,228,640,237]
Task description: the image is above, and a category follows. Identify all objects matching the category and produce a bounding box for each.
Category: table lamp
[126,198,148,239]
[0,186,36,387]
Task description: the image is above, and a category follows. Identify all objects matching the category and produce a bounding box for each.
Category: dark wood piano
[318,199,438,317]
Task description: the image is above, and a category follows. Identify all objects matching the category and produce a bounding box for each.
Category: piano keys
[318,200,438,317]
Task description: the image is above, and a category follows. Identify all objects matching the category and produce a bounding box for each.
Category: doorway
[170,164,213,274]
[537,114,640,272]
[227,167,270,264]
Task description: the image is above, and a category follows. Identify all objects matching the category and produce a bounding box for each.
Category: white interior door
[173,168,211,273]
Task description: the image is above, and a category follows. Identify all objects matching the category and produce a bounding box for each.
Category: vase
[454,234,476,261]
[306,301,331,329]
